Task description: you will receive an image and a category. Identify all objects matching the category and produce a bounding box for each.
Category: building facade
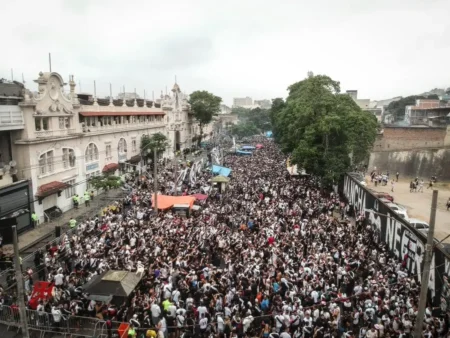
[233,97,253,108]
[405,99,450,126]
[9,71,212,224]
[0,80,33,233]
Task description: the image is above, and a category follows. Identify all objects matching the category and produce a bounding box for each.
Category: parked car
[408,218,429,232]
[370,190,394,202]
[386,202,409,221]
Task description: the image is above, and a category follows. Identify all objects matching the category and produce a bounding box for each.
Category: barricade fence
[0,305,198,337]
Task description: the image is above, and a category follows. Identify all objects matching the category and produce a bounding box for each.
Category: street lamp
[140,143,159,214]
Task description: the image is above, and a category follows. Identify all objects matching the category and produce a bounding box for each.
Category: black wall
[342,174,450,312]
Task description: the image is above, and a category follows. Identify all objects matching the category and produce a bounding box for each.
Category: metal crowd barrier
[1,305,192,337]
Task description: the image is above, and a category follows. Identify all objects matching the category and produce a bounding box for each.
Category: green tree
[272,74,378,186]
[231,107,251,119]
[230,122,260,139]
[89,174,122,193]
[246,108,272,131]
[140,132,169,159]
[189,90,222,145]
[269,98,286,143]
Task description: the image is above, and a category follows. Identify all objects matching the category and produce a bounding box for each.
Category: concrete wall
[373,127,447,151]
[369,148,450,180]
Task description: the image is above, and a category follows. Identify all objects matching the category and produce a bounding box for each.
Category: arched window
[39,150,54,175]
[118,138,127,153]
[62,148,76,168]
[85,143,99,163]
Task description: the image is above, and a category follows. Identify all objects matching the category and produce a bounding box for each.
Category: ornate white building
[5,71,213,226]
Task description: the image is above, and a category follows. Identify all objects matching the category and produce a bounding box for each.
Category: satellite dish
[3,165,10,172]
[10,168,18,175]
[9,160,16,167]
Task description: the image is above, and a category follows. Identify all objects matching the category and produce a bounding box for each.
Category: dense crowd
[2,137,449,338]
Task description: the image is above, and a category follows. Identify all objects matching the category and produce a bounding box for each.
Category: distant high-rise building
[254,99,271,109]
[233,97,253,108]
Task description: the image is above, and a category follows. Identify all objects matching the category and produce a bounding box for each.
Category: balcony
[0,108,25,131]
[82,121,165,135]
[35,129,76,138]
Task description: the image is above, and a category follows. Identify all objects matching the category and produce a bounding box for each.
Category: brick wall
[373,127,447,151]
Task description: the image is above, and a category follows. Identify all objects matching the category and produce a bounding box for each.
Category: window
[35,117,49,131]
[85,143,99,163]
[106,144,112,158]
[64,179,76,199]
[62,148,76,168]
[38,150,54,175]
[86,170,100,190]
[118,138,127,153]
[132,139,137,152]
[59,117,70,129]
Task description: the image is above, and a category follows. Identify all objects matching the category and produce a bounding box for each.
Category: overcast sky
[2,0,449,105]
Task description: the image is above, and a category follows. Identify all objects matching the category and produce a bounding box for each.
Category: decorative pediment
[32,72,74,115]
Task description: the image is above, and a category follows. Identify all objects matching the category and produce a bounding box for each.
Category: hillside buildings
[0,71,215,231]
[404,99,450,127]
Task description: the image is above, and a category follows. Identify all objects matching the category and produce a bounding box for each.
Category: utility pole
[414,190,438,338]
[12,225,30,338]
[153,149,158,213]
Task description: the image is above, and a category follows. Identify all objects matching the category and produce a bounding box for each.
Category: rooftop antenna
[109,83,113,106]
[49,53,52,72]
[93,80,98,105]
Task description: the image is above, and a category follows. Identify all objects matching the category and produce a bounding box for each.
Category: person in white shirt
[51,306,63,331]
[151,303,161,326]
[54,272,64,287]
[280,328,292,338]
[216,314,224,334]
[199,313,208,336]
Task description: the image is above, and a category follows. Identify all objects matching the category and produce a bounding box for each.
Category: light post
[140,143,159,214]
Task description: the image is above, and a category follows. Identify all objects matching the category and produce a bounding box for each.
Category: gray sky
[2,0,449,106]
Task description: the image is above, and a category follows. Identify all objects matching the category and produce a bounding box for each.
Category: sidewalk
[18,152,208,251]
[18,189,126,251]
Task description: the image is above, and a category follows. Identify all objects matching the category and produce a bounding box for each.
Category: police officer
[72,194,79,209]
[84,191,90,207]
[69,217,77,232]
[31,212,39,227]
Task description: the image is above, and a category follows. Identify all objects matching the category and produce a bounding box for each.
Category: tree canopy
[89,174,122,192]
[230,122,260,139]
[189,90,222,143]
[271,74,378,186]
[140,132,169,154]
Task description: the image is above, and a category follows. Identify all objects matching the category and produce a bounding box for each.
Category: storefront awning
[129,155,142,164]
[102,163,119,173]
[35,181,71,198]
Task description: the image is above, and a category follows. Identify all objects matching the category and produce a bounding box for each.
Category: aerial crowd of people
[2,137,449,338]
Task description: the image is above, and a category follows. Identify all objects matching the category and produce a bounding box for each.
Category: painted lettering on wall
[343,174,445,309]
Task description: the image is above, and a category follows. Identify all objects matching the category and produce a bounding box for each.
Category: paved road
[365,176,450,243]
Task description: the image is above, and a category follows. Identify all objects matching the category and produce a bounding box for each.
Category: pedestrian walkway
[18,151,208,252]
[18,189,125,251]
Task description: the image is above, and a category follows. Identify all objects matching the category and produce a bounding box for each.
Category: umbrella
[256,144,264,149]
[191,193,208,201]
[211,175,230,183]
